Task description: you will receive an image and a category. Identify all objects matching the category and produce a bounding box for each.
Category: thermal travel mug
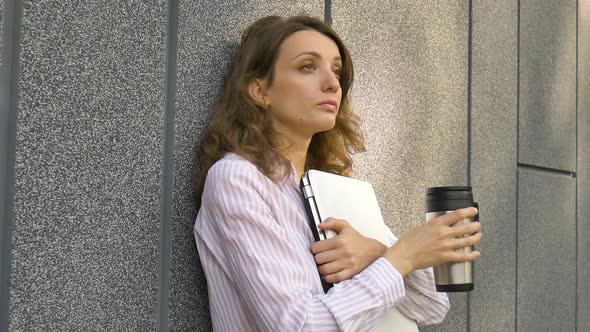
[425,186,479,292]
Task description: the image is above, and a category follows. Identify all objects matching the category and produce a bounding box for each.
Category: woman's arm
[383,226,450,325]
[199,160,406,332]
[312,219,450,325]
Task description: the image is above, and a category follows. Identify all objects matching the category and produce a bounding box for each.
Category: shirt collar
[287,161,299,188]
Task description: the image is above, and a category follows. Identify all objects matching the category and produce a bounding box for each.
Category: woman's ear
[248,78,269,108]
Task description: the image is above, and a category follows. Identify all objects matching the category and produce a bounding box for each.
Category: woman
[193,15,481,331]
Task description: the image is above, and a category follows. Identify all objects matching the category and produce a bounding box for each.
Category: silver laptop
[300,170,419,332]
[300,170,391,245]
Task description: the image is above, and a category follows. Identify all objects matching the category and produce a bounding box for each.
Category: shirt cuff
[360,257,406,307]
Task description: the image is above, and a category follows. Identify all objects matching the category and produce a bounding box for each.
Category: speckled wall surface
[519,0,577,172]
[517,169,576,331]
[2,0,589,331]
[0,0,10,328]
[517,0,580,330]
[578,0,590,330]
[331,2,469,331]
[8,1,166,330]
[171,1,324,330]
[1,0,4,64]
[470,0,518,331]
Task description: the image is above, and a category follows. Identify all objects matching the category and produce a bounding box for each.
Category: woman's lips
[318,103,337,111]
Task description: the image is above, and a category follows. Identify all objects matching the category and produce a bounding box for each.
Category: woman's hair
[195,15,365,202]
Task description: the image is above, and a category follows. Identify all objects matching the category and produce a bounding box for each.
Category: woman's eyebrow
[291,51,342,62]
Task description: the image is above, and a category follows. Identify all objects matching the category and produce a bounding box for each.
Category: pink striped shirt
[193,153,449,331]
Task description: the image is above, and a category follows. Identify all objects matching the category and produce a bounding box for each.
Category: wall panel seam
[517,163,576,177]
[0,0,22,329]
[157,0,178,331]
[514,0,520,331]
[575,0,579,330]
[466,0,472,329]
[324,0,331,25]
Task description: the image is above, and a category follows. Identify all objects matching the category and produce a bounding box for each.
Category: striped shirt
[193,153,450,331]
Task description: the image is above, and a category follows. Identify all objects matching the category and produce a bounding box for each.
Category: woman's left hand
[310,218,387,283]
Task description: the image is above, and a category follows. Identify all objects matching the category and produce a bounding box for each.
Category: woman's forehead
[278,30,341,62]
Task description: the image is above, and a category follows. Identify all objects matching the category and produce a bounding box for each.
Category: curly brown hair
[195,15,365,202]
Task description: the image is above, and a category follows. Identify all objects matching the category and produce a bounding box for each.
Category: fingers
[435,207,479,226]
[311,219,351,254]
[449,221,482,238]
[444,250,481,263]
[445,232,482,251]
[318,218,349,233]
[316,253,358,283]
[314,249,340,265]
[323,269,354,284]
[310,235,345,254]
[318,260,348,276]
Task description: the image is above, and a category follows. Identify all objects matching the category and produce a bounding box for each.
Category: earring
[264,100,270,110]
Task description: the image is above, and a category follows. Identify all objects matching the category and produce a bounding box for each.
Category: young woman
[193,15,482,331]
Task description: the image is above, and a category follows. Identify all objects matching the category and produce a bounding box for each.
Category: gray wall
[331,2,470,331]
[578,0,590,330]
[171,2,323,330]
[471,1,518,331]
[1,0,588,331]
[517,0,579,331]
[6,1,167,330]
[1,0,3,59]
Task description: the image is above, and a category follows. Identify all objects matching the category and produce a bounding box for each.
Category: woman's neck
[287,147,308,183]
[275,134,311,183]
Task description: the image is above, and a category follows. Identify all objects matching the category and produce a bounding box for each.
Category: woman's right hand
[383,207,482,277]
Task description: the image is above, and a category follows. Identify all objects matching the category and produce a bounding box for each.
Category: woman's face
[265,30,343,141]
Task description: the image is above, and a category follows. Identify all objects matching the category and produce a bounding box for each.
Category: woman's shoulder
[208,152,259,177]
[205,152,271,191]
[202,152,276,209]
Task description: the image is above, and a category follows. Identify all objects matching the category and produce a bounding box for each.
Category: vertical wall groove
[324,0,331,25]
[575,0,579,330]
[158,0,178,331]
[0,0,22,329]
[466,0,472,330]
[514,0,520,331]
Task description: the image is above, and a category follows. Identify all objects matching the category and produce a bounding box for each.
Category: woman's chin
[314,120,337,134]
[297,116,337,136]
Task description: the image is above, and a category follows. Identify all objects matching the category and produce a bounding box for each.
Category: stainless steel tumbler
[426,186,479,292]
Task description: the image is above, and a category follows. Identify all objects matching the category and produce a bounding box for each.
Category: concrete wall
[517,0,579,331]
[331,2,469,331]
[171,2,323,330]
[578,0,590,330]
[471,1,518,330]
[7,1,167,330]
[1,0,588,331]
[1,0,4,65]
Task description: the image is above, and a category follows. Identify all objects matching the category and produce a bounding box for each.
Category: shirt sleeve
[383,226,450,325]
[201,160,407,332]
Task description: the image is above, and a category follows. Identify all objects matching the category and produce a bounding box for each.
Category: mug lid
[426,186,472,194]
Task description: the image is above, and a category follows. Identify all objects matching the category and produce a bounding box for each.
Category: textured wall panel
[578,0,590,330]
[470,0,518,331]
[332,2,469,331]
[171,2,324,330]
[9,1,166,330]
[1,0,4,65]
[517,168,576,331]
[519,0,577,172]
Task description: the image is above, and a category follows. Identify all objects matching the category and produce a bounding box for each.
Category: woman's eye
[333,69,342,77]
[302,64,316,70]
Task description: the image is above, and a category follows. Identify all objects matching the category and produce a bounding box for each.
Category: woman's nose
[321,68,340,92]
